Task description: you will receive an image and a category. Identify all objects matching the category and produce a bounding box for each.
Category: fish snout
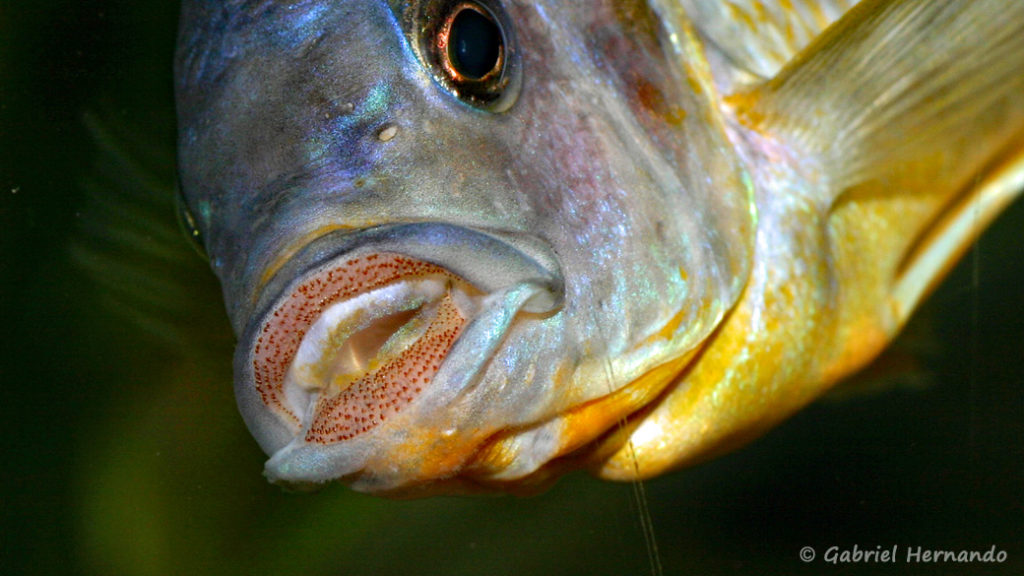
[234,224,562,490]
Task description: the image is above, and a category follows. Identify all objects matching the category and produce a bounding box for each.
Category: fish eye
[443,4,502,81]
[417,0,520,111]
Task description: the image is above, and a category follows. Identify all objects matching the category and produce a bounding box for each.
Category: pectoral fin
[72,111,225,349]
[682,0,859,79]
[735,0,1024,195]
[735,0,1024,328]
[890,147,1024,323]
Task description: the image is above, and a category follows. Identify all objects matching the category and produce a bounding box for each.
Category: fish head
[175,0,754,494]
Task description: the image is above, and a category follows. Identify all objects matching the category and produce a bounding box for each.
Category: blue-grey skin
[176,0,753,493]
[176,0,1024,495]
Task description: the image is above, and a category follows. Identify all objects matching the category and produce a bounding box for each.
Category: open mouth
[249,252,479,443]
[234,223,564,486]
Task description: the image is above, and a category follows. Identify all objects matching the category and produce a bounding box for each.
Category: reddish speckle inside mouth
[306,292,464,442]
[251,253,464,436]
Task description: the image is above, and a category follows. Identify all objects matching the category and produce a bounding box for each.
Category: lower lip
[249,252,465,438]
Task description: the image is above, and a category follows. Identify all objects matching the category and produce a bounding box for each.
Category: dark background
[2,1,1022,575]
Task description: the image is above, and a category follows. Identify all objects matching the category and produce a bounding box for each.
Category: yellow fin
[682,0,858,79]
[891,145,1024,323]
[736,0,1024,328]
[821,309,936,403]
[735,0,1024,194]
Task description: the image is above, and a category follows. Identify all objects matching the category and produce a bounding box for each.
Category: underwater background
[2,1,1022,574]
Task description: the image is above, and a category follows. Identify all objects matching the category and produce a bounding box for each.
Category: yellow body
[594,0,1024,480]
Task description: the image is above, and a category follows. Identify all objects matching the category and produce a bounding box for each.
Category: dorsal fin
[682,0,859,79]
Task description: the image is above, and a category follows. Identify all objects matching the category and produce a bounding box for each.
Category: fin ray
[72,111,226,349]
[736,0,1024,193]
[682,0,859,79]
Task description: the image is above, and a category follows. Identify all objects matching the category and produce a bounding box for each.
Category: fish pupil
[448,7,501,80]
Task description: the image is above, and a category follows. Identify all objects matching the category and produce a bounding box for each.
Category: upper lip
[245,222,565,334]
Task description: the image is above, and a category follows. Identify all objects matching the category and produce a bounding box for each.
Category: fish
[173,0,1024,496]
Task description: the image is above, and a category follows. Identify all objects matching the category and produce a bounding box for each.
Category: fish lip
[261,280,547,490]
[250,222,564,328]
[234,222,564,457]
